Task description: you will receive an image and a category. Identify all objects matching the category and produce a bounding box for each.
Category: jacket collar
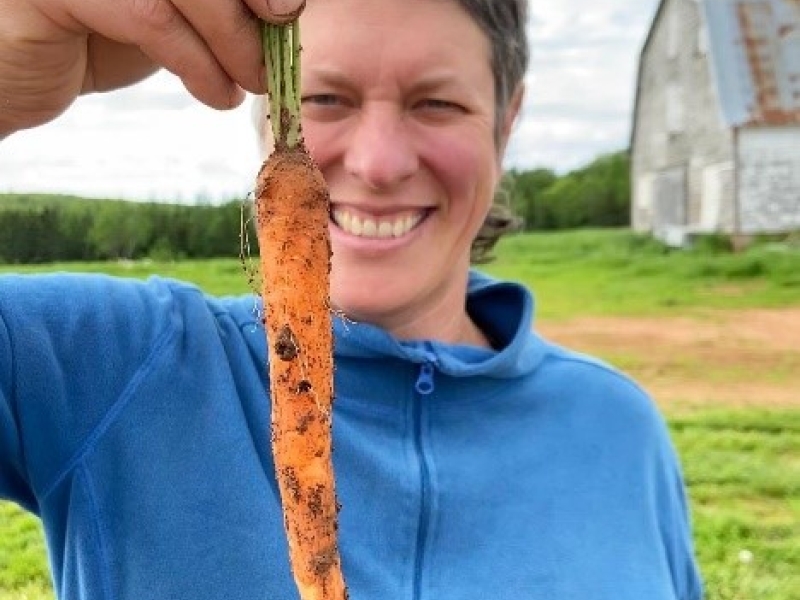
[333,270,547,379]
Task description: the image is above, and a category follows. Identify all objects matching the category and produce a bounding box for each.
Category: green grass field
[4,228,798,317]
[1,229,799,599]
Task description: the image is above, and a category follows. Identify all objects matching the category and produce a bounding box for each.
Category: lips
[331,207,427,239]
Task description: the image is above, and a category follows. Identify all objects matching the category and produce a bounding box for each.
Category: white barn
[631,0,800,245]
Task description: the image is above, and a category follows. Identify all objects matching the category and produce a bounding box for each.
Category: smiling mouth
[331,207,429,239]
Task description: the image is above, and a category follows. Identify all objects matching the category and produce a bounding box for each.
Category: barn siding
[737,126,800,233]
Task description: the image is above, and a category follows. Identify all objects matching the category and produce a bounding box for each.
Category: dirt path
[537,307,800,409]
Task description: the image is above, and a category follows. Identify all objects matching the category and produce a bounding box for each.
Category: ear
[498,83,524,158]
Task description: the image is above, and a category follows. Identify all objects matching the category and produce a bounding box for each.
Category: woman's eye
[416,98,465,112]
[301,94,342,107]
[300,94,352,122]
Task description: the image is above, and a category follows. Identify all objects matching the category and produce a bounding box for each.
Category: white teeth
[392,219,406,237]
[350,215,363,236]
[361,219,376,237]
[332,209,424,238]
[378,222,394,238]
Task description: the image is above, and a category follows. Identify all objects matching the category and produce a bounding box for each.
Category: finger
[170,0,264,95]
[65,0,245,109]
[125,0,245,108]
[245,0,305,23]
[83,36,159,93]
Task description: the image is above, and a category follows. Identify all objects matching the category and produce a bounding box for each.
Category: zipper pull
[415,362,435,395]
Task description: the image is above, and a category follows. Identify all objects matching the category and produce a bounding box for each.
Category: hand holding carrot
[0,0,304,137]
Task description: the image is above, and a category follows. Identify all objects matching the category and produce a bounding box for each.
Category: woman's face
[300,0,518,342]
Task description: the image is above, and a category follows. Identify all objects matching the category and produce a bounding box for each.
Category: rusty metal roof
[703,0,800,126]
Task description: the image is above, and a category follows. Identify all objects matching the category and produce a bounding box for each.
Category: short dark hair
[455,0,529,263]
[455,0,529,141]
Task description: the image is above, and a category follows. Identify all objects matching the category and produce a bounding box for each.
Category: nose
[343,104,418,191]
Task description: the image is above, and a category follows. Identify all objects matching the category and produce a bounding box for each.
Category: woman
[0,0,703,598]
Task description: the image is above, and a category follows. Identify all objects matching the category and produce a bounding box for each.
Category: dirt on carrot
[255,148,348,600]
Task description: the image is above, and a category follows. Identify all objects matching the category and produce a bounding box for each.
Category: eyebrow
[411,72,468,93]
[304,67,472,96]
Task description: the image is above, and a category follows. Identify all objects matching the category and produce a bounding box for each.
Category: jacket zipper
[412,361,435,600]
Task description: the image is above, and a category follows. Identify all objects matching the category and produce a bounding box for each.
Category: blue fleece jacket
[0,271,702,600]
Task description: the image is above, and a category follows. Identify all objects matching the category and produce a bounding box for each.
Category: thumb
[248,0,305,23]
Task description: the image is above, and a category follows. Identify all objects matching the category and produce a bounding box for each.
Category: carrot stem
[261,20,302,150]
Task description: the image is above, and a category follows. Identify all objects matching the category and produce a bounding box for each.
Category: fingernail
[266,0,305,19]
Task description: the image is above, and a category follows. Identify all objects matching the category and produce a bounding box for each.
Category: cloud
[506,0,660,172]
[1,71,262,202]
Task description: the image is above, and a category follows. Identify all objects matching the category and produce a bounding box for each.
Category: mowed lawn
[1,229,799,600]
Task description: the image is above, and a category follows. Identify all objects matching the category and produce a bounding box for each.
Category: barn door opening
[653,166,688,244]
[700,162,734,232]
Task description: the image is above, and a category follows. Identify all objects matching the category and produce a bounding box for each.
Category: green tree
[507,168,558,231]
[89,203,152,259]
[507,150,630,231]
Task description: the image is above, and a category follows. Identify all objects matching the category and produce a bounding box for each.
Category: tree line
[0,196,256,263]
[506,150,630,231]
[0,150,630,264]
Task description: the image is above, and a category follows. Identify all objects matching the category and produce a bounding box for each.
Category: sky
[0,0,661,203]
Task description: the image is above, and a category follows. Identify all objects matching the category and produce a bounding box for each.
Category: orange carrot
[254,19,348,600]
